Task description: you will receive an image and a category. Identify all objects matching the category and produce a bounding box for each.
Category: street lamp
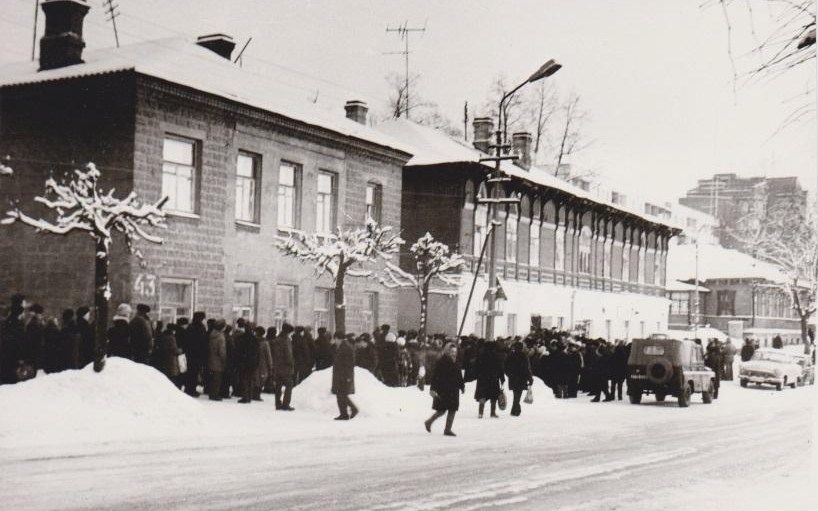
[479,59,561,341]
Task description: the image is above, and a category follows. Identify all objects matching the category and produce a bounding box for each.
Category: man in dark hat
[271,323,296,410]
[1,294,27,383]
[24,303,45,374]
[183,311,208,397]
[130,304,154,365]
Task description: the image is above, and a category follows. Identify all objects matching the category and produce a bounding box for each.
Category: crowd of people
[1,292,808,436]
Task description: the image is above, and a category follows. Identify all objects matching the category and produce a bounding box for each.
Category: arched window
[506,204,519,263]
[579,226,592,273]
[474,203,488,257]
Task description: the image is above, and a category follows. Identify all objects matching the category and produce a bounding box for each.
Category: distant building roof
[377,119,680,230]
[666,280,710,293]
[666,243,787,283]
[0,37,410,156]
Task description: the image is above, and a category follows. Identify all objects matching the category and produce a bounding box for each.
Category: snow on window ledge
[167,210,201,220]
[235,220,261,231]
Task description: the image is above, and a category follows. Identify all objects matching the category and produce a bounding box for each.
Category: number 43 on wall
[134,273,157,298]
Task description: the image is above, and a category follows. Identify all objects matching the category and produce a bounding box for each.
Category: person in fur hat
[107,303,133,359]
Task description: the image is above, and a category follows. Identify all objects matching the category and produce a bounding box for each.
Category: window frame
[361,291,379,334]
[365,182,383,224]
[316,170,338,235]
[313,287,335,333]
[529,220,541,268]
[277,160,301,230]
[274,284,298,330]
[162,135,199,215]
[506,206,519,263]
[232,281,257,323]
[159,277,196,326]
[235,151,261,224]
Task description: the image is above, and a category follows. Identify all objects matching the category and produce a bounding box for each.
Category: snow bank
[0,357,204,448]
[297,368,430,418]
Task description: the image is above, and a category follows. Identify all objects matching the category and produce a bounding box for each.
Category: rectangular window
[530,314,542,332]
[670,292,689,315]
[274,284,298,330]
[235,152,260,223]
[529,222,540,267]
[555,228,565,271]
[316,171,337,234]
[313,287,335,333]
[506,213,518,262]
[622,245,630,281]
[717,290,736,316]
[277,161,300,229]
[365,183,382,223]
[162,136,197,213]
[159,278,194,326]
[507,313,517,336]
[232,282,256,322]
[362,292,378,334]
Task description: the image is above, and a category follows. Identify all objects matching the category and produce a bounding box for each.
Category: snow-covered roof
[0,38,410,156]
[666,243,788,284]
[376,119,680,230]
[666,280,710,293]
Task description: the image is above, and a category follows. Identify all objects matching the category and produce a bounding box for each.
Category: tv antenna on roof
[385,20,427,120]
[103,0,121,48]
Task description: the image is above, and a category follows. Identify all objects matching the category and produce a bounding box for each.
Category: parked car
[627,338,717,407]
[739,349,803,390]
[790,354,815,386]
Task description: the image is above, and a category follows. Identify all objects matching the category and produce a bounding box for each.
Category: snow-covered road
[1,361,816,510]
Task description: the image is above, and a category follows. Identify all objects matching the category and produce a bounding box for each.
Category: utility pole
[31,0,39,61]
[385,21,426,119]
[463,101,469,141]
[103,0,120,48]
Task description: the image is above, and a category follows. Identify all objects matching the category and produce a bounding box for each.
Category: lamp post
[479,59,561,340]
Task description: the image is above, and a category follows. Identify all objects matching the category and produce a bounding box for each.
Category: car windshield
[642,345,665,356]
[751,351,792,364]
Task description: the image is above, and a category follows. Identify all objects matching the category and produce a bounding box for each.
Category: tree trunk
[801,314,810,355]
[93,239,109,372]
[334,264,346,336]
[418,281,430,343]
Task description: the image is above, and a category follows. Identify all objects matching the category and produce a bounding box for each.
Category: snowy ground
[1,353,816,511]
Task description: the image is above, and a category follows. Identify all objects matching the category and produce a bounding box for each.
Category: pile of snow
[297,368,430,419]
[0,357,204,448]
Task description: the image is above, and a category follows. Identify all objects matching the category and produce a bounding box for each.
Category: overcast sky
[1,0,815,203]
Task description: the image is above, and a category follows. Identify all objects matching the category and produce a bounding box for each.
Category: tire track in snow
[364,447,697,511]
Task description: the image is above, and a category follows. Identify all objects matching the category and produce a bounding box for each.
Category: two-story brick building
[0,0,410,333]
[378,118,680,340]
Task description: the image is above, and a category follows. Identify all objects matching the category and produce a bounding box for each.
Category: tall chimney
[196,34,236,60]
[344,100,368,125]
[472,117,493,154]
[512,132,533,170]
[39,0,90,71]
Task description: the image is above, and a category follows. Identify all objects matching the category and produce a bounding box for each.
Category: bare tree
[383,72,462,137]
[531,80,559,160]
[275,220,404,334]
[481,74,528,137]
[553,94,589,173]
[733,201,817,352]
[2,163,168,372]
[379,232,464,341]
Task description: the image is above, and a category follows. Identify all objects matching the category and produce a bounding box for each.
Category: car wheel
[678,384,691,408]
[776,379,784,391]
[740,378,748,388]
[628,391,642,404]
[702,381,714,404]
[655,392,666,402]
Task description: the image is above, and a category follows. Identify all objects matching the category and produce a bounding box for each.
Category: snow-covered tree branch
[275,219,404,334]
[379,232,464,340]
[2,163,168,371]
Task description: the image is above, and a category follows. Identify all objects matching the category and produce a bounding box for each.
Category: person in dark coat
[609,340,628,401]
[588,343,614,402]
[24,304,45,373]
[504,341,533,416]
[234,323,260,404]
[130,304,154,365]
[253,326,272,401]
[704,340,722,399]
[332,333,358,420]
[740,338,755,362]
[565,342,583,398]
[75,306,94,369]
[354,333,377,373]
[207,319,227,401]
[220,324,237,399]
[474,340,505,418]
[42,317,62,374]
[271,323,295,410]
[424,342,464,436]
[314,327,333,370]
[1,294,28,383]
[292,326,315,385]
[107,303,132,360]
[58,309,81,371]
[156,324,181,387]
[379,332,400,386]
[183,311,208,397]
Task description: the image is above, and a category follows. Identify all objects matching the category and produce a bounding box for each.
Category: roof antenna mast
[103,0,120,48]
[385,20,426,120]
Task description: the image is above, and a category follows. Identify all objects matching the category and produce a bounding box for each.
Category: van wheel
[655,392,666,402]
[678,384,691,408]
[740,379,748,388]
[629,392,642,404]
[702,381,713,404]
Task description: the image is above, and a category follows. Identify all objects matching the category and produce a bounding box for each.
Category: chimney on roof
[344,100,368,125]
[472,117,493,154]
[39,0,90,71]
[511,132,533,170]
[196,34,236,60]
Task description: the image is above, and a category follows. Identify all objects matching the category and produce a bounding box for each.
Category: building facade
[0,2,410,333]
[379,119,679,340]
